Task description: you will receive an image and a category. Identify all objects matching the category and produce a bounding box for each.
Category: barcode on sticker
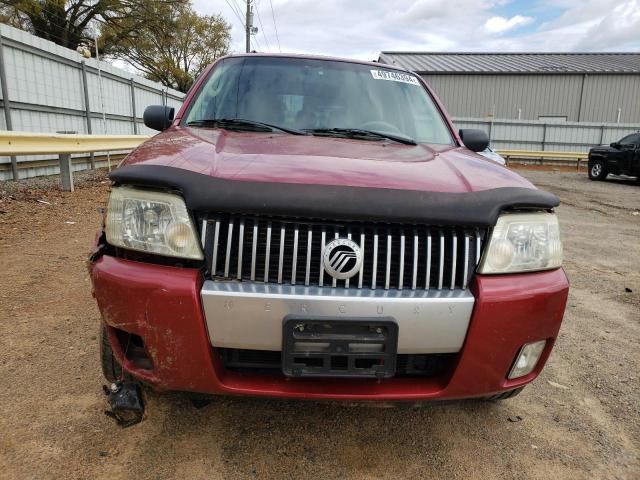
[370,70,421,86]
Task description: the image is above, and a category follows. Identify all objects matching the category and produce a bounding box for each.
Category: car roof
[218,53,412,73]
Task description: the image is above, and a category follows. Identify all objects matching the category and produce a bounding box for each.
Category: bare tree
[102,1,231,92]
[1,1,231,92]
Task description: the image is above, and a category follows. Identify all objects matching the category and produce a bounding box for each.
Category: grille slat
[224,220,234,277]
[201,220,207,247]
[278,225,285,284]
[359,231,365,289]
[450,233,457,290]
[237,220,245,280]
[372,230,378,289]
[305,227,312,286]
[332,231,339,288]
[251,222,258,281]
[438,231,444,290]
[412,231,418,290]
[201,214,486,291]
[211,220,221,275]
[291,226,299,285]
[345,231,352,289]
[385,231,392,290]
[319,228,326,287]
[463,234,469,288]
[398,232,405,290]
[264,222,272,283]
[425,231,432,290]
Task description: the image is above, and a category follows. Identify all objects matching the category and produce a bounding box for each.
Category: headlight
[478,212,562,274]
[105,186,203,260]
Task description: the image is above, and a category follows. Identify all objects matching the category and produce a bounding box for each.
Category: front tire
[100,325,123,383]
[588,160,608,181]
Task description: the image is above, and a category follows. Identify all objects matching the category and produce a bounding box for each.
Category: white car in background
[479,147,506,165]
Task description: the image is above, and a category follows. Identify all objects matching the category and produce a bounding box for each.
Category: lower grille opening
[217,348,455,378]
[113,328,153,370]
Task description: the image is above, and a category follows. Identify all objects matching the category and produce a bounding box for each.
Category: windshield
[183,56,454,145]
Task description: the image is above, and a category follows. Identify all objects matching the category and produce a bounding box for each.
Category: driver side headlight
[478,212,562,274]
[105,186,203,260]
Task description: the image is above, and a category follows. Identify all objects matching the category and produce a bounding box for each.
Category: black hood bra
[110,164,560,227]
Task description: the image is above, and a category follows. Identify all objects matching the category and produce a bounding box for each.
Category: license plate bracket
[282,317,398,378]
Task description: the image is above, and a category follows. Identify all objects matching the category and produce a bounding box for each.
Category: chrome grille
[200,215,486,291]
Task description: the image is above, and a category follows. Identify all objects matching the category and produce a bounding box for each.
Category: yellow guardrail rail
[0,130,148,156]
[497,149,588,168]
[497,149,588,159]
[496,150,589,170]
[0,130,150,191]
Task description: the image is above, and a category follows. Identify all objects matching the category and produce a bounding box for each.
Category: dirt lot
[0,168,638,479]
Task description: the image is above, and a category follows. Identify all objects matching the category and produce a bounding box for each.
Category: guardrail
[496,149,588,169]
[0,133,591,191]
[0,131,148,190]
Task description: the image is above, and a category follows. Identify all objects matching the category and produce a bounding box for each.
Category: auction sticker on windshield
[370,69,421,86]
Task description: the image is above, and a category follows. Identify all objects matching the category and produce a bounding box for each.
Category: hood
[123,127,534,194]
[590,145,617,154]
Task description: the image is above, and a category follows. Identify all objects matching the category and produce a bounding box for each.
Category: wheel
[483,387,524,401]
[588,160,608,181]
[100,325,123,383]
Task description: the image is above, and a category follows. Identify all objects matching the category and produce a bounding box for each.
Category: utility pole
[245,1,258,52]
[245,0,251,53]
[94,35,111,171]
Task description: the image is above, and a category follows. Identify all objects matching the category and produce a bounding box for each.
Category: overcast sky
[193,0,640,60]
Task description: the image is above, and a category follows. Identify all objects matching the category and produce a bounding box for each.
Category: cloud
[573,0,640,49]
[484,15,534,34]
[193,0,640,59]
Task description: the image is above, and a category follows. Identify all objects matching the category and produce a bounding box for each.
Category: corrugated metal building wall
[0,24,185,179]
[379,53,640,123]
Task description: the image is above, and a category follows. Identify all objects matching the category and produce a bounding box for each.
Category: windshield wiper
[304,128,417,145]
[186,118,307,135]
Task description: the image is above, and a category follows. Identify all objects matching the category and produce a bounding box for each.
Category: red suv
[90,54,568,402]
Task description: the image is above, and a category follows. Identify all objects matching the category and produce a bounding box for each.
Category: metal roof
[377,52,640,74]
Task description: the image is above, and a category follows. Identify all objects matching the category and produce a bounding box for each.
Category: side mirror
[143,105,175,131]
[459,129,489,152]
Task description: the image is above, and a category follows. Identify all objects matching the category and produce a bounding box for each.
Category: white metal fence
[0,24,184,180]
[453,117,640,152]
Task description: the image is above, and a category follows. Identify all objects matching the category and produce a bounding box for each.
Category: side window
[619,134,639,145]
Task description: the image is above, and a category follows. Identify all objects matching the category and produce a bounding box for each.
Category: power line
[225,0,245,27]
[268,0,281,52]
[254,2,270,52]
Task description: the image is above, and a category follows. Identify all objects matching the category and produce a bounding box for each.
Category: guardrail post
[129,78,138,135]
[0,33,19,181]
[59,154,74,192]
[541,123,547,152]
[80,61,95,169]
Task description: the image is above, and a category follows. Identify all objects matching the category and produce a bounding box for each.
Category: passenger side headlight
[478,212,562,274]
[106,186,203,260]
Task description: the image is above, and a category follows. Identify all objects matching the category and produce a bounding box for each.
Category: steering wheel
[359,120,403,134]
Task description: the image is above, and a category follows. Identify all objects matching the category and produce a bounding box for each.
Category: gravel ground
[0,168,638,479]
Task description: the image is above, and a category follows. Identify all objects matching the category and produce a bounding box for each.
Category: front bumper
[90,255,569,401]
